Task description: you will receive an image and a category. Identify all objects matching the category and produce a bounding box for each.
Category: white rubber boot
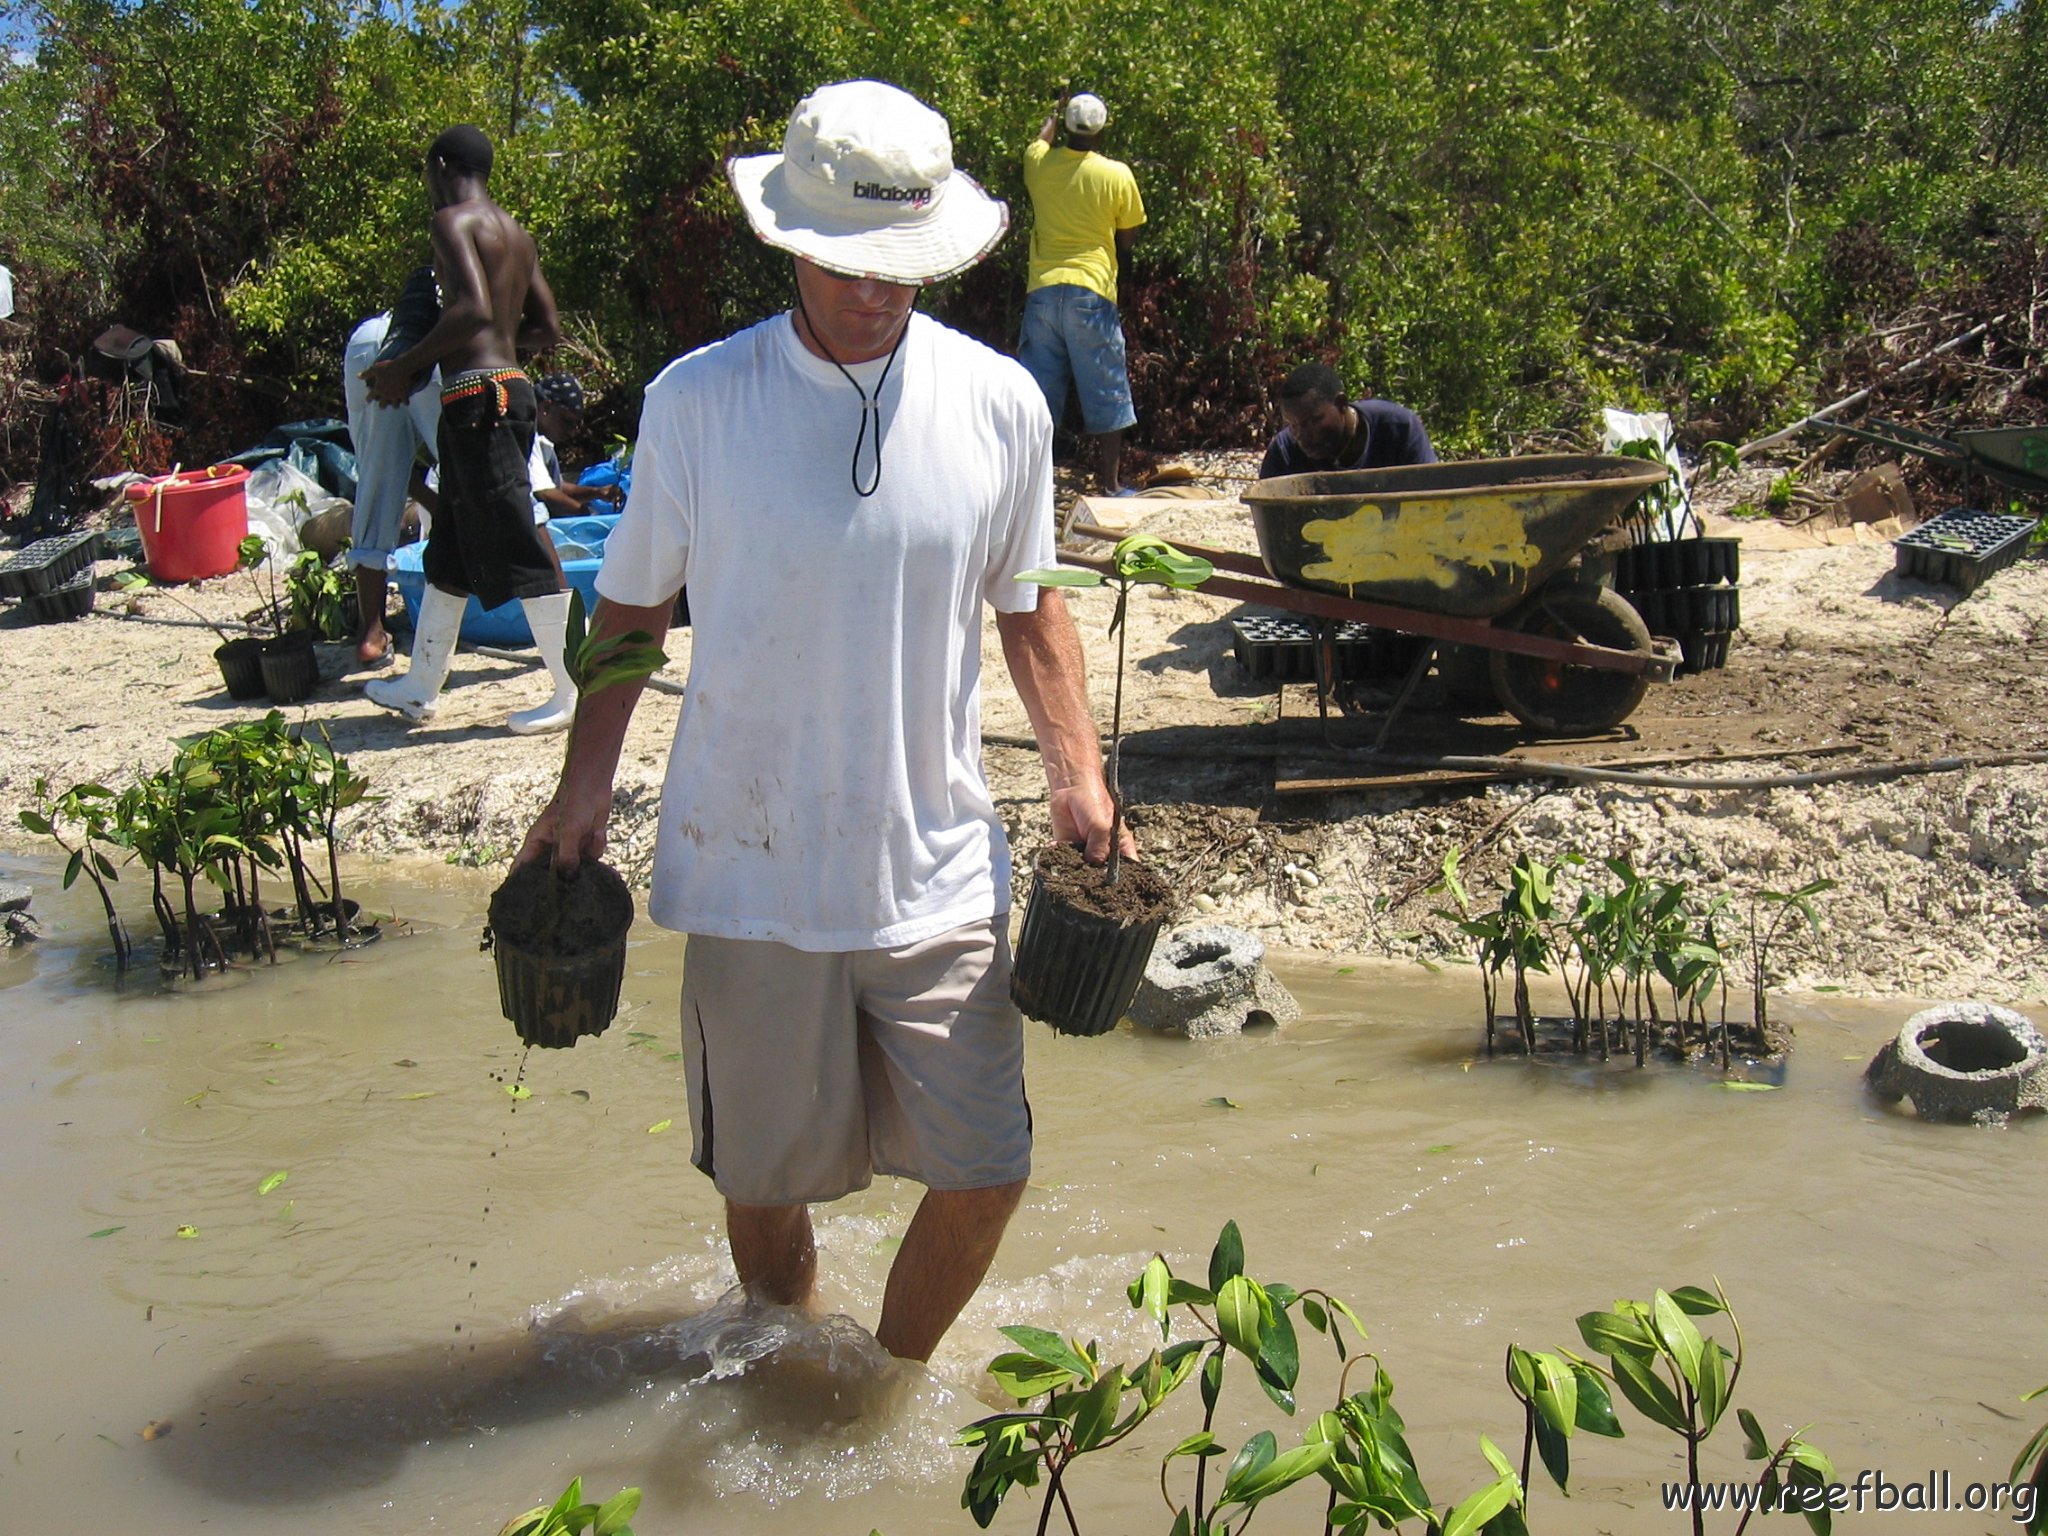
[507,590,577,736]
[365,582,464,721]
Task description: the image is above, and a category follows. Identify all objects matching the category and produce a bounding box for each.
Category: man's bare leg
[353,565,391,663]
[727,1199,818,1308]
[1094,428,1127,495]
[875,1179,1026,1362]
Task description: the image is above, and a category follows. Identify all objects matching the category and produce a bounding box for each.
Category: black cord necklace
[794,288,913,498]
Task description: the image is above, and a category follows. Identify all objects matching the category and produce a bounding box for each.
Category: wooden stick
[1737,320,1998,458]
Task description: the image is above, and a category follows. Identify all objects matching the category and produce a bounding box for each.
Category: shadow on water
[151,1288,908,1509]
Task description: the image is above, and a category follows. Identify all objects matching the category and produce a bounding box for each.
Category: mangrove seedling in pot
[485,592,668,1048]
[1005,534,1213,1036]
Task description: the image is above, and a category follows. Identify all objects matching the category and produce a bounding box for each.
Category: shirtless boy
[360,124,578,735]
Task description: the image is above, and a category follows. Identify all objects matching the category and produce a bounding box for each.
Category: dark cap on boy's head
[429,125,494,179]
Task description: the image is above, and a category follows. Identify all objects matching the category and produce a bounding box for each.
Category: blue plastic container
[392,515,618,646]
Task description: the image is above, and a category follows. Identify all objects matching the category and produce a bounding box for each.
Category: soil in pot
[485,860,635,1049]
[1012,843,1176,1037]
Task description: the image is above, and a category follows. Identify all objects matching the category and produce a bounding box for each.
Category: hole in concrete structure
[1243,1010,1279,1031]
[1918,1019,2030,1073]
[1177,943,1230,969]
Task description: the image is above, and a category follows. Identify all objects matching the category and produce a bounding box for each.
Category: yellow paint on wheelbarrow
[1300,494,1544,591]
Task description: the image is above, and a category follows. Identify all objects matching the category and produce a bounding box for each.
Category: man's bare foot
[355,626,393,667]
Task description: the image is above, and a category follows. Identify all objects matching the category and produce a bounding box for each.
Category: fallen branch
[1738,319,2001,458]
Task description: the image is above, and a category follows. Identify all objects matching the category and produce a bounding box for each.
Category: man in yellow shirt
[1019,92,1145,495]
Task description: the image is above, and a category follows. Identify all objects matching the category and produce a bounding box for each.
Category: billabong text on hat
[854,180,933,207]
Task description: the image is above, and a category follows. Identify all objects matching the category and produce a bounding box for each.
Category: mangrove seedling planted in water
[1015,533,1213,883]
[19,776,131,968]
[964,1222,1836,1536]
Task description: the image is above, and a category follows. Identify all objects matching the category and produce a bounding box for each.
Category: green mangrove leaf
[1668,1284,1727,1316]
[987,1352,1074,1398]
[997,1325,1094,1382]
[1216,1275,1264,1357]
[1530,1351,1578,1437]
[88,1226,125,1239]
[256,1171,288,1195]
[1208,1221,1245,1292]
[1609,1349,1686,1432]
[1577,1308,1656,1360]
[1165,1431,1222,1461]
[593,1490,638,1536]
[1652,1290,1707,1390]
[1442,1471,1519,1536]
[1219,1440,1335,1508]
[506,1084,531,1100]
[646,1119,671,1134]
[1069,1369,1122,1450]
[1200,1345,1224,1415]
[1013,565,1106,587]
[1570,1363,1623,1437]
[1131,1254,1171,1339]
[1739,1407,1771,1459]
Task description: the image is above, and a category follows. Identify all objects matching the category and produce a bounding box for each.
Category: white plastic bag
[1601,408,1698,541]
[243,458,350,562]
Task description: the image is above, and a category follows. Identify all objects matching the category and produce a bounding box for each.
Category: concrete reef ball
[1129,924,1300,1039]
[1864,1002,2048,1124]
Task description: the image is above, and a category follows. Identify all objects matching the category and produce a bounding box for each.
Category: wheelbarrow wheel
[1488,584,1652,734]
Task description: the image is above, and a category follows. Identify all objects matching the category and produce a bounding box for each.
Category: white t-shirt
[597,311,1056,950]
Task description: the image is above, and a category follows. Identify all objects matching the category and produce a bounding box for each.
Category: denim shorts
[1018,283,1137,434]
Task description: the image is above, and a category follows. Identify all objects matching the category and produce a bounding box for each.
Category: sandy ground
[4,457,2046,1004]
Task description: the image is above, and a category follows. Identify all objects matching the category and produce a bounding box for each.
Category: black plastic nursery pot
[214,637,267,699]
[259,631,319,704]
[1010,845,1175,1037]
[485,860,635,1049]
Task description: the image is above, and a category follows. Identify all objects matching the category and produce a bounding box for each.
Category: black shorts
[425,371,559,609]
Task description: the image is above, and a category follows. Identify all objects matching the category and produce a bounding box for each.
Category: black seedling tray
[1231,614,1425,683]
[0,531,103,600]
[21,570,96,624]
[1893,508,2038,596]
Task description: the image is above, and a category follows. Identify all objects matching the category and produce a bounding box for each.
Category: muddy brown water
[4,852,2044,1535]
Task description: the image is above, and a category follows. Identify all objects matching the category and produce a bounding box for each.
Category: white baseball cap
[1065,93,1109,134]
[727,80,1009,286]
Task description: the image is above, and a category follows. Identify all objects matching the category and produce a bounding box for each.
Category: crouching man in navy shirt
[1258,361,1436,480]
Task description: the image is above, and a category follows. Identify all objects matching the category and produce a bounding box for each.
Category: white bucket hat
[727,80,1009,286]
[1064,93,1109,135]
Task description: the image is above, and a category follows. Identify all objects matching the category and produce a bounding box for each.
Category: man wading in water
[361,124,579,734]
[517,80,1130,1362]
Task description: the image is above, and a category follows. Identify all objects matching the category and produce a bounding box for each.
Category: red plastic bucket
[127,465,251,583]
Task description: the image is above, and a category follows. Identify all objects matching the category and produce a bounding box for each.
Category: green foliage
[6,0,2047,468]
[960,1221,1518,1536]
[1437,853,1824,1067]
[967,1227,1844,1535]
[497,1478,640,1536]
[286,548,353,641]
[75,713,380,975]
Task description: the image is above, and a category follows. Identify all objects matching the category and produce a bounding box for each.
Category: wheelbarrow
[1066,454,1679,739]
[1812,418,2048,498]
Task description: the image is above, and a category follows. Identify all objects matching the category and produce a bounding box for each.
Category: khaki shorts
[678,918,1031,1206]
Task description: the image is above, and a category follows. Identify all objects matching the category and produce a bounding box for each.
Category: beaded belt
[441,368,528,413]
